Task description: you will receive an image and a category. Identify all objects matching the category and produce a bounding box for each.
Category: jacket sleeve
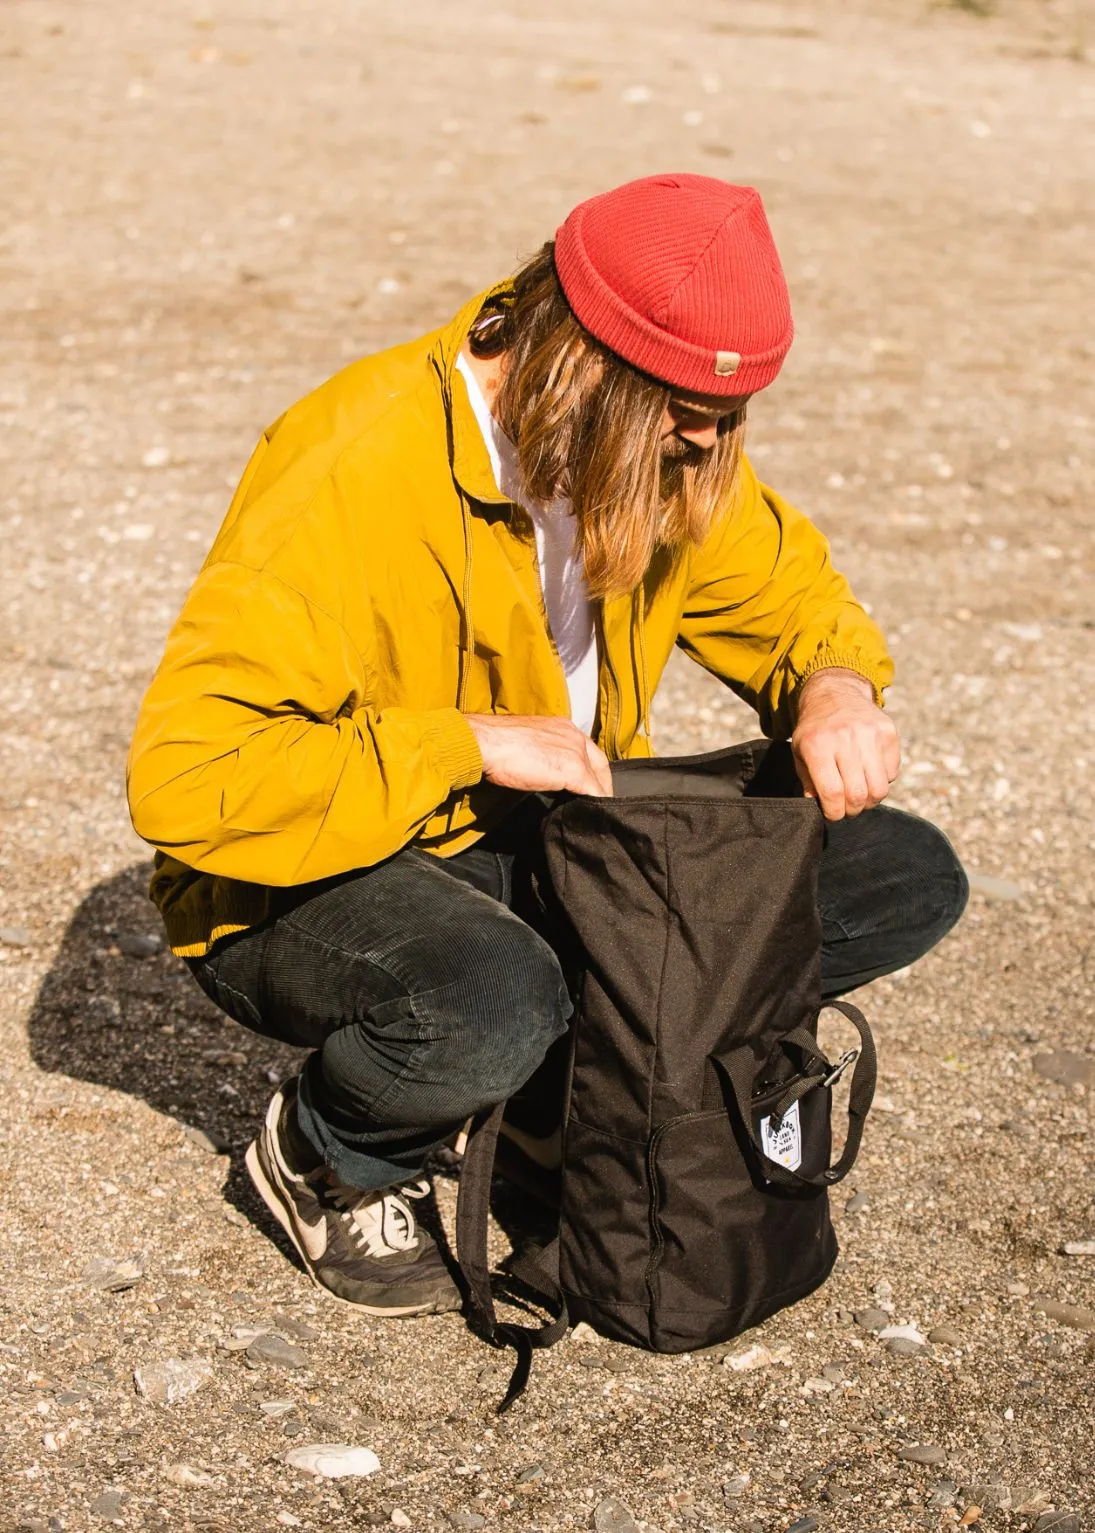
[126,561,483,885]
[676,456,895,739]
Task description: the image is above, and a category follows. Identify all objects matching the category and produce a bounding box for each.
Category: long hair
[468,242,747,598]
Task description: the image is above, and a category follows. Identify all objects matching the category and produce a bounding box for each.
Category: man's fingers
[834,746,870,817]
[796,744,847,820]
[882,726,901,783]
[864,751,893,807]
[583,739,615,797]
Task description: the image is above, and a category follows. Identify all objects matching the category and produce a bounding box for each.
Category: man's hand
[791,668,899,820]
[465,714,614,798]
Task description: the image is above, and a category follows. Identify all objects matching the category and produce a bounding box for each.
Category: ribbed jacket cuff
[795,651,892,708]
[424,707,484,790]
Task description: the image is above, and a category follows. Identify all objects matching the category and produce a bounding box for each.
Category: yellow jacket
[127,287,894,956]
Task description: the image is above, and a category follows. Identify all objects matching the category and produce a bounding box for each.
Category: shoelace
[326,1176,431,1259]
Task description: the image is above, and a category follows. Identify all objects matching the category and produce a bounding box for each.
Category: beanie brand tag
[714,350,741,376]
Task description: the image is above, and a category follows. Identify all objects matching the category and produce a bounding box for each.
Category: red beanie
[554,174,792,397]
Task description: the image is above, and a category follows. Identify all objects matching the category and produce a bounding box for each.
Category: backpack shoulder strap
[455,1102,569,1412]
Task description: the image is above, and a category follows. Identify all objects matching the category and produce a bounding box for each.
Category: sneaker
[244,1078,461,1315]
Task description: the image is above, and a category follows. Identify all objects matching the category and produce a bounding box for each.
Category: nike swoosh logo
[293,1207,329,1265]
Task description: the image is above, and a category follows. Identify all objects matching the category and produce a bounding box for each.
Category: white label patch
[759,1100,802,1171]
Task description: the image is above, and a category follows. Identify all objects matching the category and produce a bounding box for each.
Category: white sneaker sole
[243,1137,457,1318]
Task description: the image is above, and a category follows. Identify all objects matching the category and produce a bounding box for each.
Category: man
[127,174,967,1318]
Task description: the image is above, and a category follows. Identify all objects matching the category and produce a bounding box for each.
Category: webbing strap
[717,999,877,1189]
[455,1102,569,1413]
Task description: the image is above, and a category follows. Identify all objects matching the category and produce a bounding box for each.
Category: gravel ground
[3,0,1094,1529]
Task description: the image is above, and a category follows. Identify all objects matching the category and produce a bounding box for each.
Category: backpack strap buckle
[822,1046,860,1089]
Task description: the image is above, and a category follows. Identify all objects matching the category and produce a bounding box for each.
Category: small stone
[568,1321,599,1344]
[182,1123,232,1154]
[164,1463,215,1487]
[802,1376,834,1395]
[274,1315,320,1341]
[16,1520,50,1532]
[879,1323,925,1344]
[723,1341,793,1371]
[723,1474,749,1502]
[283,1418,304,1437]
[928,1326,964,1346]
[962,1476,1012,1512]
[89,1490,126,1521]
[874,1279,894,1302]
[277,1516,302,1528]
[886,1337,926,1357]
[1034,1514,1081,1533]
[1007,1281,1030,1296]
[0,925,32,947]
[142,445,171,468]
[927,1481,959,1510]
[820,1364,845,1383]
[133,1356,214,1403]
[966,872,1024,902]
[898,1443,946,1465]
[82,1255,144,1292]
[516,1463,546,1484]
[787,1519,819,1533]
[959,1510,982,1528]
[285,1443,380,1479]
[594,1497,641,1533]
[1014,1491,1053,1516]
[309,1410,354,1438]
[1033,1297,1095,1331]
[87,995,122,1026]
[854,1307,889,1332]
[845,1191,870,1213]
[260,1399,297,1417]
[246,1333,309,1370]
[117,931,162,959]
[1061,1240,1095,1256]
[448,1515,486,1531]
[1033,1050,1094,1086]
[390,1513,411,1529]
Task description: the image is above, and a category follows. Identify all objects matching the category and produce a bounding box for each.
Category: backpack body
[540,740,870,1352]
[456,741,876,1399]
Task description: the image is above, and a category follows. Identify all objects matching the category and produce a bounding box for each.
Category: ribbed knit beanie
[554,173,792,397]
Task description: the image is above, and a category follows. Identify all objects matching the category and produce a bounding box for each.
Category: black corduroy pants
[187,801,967,1191]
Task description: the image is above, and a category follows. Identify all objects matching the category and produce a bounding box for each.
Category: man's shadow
[26,863,314,1260]
[26,862,547,1278]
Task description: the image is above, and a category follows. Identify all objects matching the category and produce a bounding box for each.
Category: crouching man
[127,175,967,1316]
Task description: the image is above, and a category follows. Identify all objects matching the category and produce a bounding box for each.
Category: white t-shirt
[456,350,599,736]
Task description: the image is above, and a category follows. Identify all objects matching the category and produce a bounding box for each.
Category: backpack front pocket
[646,1109,836,1352]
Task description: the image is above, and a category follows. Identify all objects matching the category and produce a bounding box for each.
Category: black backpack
[456,740,876,1409]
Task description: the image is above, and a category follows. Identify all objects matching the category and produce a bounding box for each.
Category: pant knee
[903,817,969,940]
[318,916,569,1128]
[437,922,571,1100]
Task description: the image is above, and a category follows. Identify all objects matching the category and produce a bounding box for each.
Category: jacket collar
[430,282,514,509]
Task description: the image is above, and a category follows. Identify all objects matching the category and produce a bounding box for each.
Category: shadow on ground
[24,862,547,1281]
[25,863,330,1268]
